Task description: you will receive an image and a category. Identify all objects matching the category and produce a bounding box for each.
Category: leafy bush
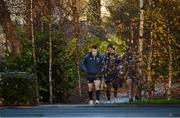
[0,72,37,106]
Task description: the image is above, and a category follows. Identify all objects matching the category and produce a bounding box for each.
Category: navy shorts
[87,77,100,83]
[105,76,123,88]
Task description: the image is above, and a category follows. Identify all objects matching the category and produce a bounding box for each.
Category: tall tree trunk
[76,37,82,97]
[48,21,53,103]
[72,0,82,97]
[167,45,172,100]
[137,0,144,99]
[130,21,134,45]
[0,0,21,55]
[30,0,39,104]
[5,36,9,57]
[130,20,135,98]
[41,12,44,32]
[48,0,53,104]
[147,27,153,98]
[167,28,173,100]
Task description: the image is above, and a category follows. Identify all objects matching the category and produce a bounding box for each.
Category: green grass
[131,99,180,105]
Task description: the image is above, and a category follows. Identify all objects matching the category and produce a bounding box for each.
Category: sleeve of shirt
[81,54,88,73]
[99,54,105,73]
[101,53,107,73]
[115,54,124,79]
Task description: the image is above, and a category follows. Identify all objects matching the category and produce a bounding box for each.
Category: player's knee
[95,84,100,90]
[88,84,93,91]
[88,87,93,91]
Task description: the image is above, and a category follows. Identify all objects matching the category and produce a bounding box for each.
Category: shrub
[0,72,37,106]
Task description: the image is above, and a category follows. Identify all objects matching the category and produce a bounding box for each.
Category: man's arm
[81,54,88,73]
[115,53,124,80]
[101,53,108,73]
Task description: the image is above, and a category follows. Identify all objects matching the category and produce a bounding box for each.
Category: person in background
[123,48,137,102]
[102,44,123,103]
[81,45,103,105]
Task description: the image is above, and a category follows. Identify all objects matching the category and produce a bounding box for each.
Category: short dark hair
[91,45,98,49]
[107,43,113,49]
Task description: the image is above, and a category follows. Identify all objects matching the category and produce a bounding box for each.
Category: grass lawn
[131,99,180,105]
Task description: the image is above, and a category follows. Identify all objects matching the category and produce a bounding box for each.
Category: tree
[143,0,179,99]
[0,0,21,55]
[145,0,155,98]
[71,0,82,97]
[48,0,54,104]
[137,0,145,99]
[30,0,39,104]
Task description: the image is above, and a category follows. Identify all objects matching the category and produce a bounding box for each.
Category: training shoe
[95,100,100,104]
[89,100,94,105]
[107,100,111,104]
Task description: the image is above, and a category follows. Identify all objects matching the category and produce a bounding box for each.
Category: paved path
[1,104,180,117]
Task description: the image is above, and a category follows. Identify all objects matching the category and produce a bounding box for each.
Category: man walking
[123,48,137,102]
[81,45,103,105]
[102,44,123,103]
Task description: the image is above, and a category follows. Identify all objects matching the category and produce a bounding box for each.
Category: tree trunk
[30,0,39,104]
[167,28,173,100]
[130,20,135,98]
[130,21,134,45]
[0,0,21,55]
[72,0,82,97]
[76,40,82,97]
[48,0,53,104]
[48,21,53,104]
[137,0,144,99]
[147,27,153,98]
[41,12,44,32]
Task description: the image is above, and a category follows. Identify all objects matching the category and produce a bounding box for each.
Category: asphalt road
[1,104,180,117]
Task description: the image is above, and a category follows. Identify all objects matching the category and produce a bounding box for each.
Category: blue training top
[81,52,103,78]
